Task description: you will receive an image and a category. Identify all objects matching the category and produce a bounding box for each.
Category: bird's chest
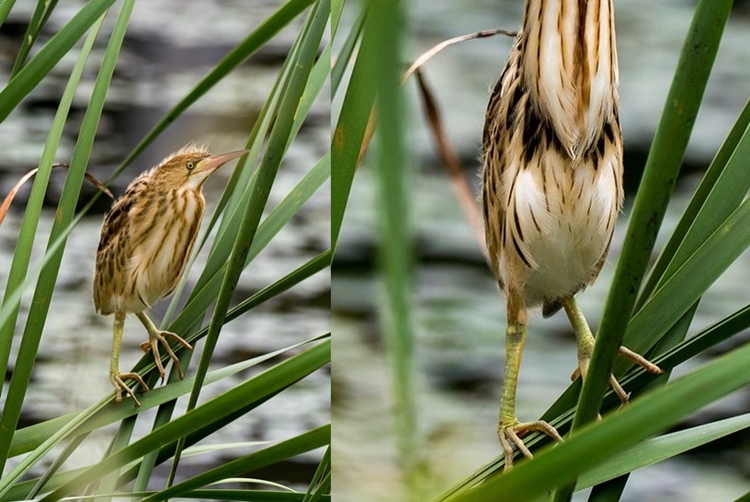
[502,155,619,305]
[127,191,204,308]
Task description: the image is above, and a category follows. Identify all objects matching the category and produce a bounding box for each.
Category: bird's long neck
[520,0,618,157]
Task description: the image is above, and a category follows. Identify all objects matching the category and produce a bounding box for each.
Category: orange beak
[196,149,249,175]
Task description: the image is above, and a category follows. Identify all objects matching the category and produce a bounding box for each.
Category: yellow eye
[186,161,195,170]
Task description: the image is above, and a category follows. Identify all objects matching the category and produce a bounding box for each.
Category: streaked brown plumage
[94,143,247,406]
[481,0,660,467]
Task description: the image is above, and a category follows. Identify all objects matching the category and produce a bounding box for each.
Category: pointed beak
[195,149,249,175]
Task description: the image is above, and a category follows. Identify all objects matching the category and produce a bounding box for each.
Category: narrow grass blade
[37,340,330,502]
[0,8,103,402]
[180,0,328,423]
[450,338,750,502]
[368,0,419,487]
[567,3,733,490]
[0,0,18,27]
[577,413,750,491]
[139,425,330,502]
[10,0,61,78]
[0,0,114,122]
[638,99,750,305]
[0,0,132,471]
[114,0,315,179]
[331,5,375,250]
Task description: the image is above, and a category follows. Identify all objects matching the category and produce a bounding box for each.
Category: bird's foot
[498,419,563,469]
[140,331,193,380]
[571,345,663,404]
[110,371,149,407]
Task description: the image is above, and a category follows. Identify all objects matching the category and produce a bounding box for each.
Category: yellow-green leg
[110,311,149,406]
[135,311,193,379]
[498,292,563,469]
[560,296,662,404]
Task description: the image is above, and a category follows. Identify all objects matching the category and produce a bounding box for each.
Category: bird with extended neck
[94,143,247,406]
[481,0,662,467]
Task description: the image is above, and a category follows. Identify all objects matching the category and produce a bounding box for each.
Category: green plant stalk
[331,7,376,250]
[10,0,61,78]
[554,1,732,499]
[167,0,329,485]
[638,98,750,307]
[369,0,419,492]
[0,0,133,471]
[438,297,750,499]
[331,2,366,95]
[114,0,315,181]
[303,445,331,502]
[27,433,89,499]
[0,0,114,122]
[139,425,330,502]
[586,302,697,501]
[451,336,750,502]
[37,340,330,502]
[579,412,750,491]
[0,0,18,27]
[0,9,102,402]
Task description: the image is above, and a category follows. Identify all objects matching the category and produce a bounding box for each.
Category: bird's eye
[186,161,195,170]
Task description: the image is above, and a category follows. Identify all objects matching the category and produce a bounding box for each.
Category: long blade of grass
[638,99,750,306]
[139,425,330,502]
[331,2,365,95]
[0,9,103,402]
[179,0,328,424]
[450,337,750,502]
[0,0,17,28]
[0,0,133,471]
[37,340,330,502]
[368,0,419,488]
[113,0,315,180]
[10,0,61,78]
[564,5,733,499]
[577,413,750,491]
[0,0,114,122]
[331,4,375,250]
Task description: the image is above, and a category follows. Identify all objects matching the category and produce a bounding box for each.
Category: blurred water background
[0,0,330,490]
[333,1,750,500]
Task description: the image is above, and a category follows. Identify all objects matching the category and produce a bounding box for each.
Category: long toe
[498,420,563,469]
[609,374,630,404]
[150,330,190,379]
[618,346,663,374]
[111,372,149,407]
[163,331,193,350]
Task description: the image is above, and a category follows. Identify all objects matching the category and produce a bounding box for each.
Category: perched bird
[94,144,248,406]
[481,0,661,467]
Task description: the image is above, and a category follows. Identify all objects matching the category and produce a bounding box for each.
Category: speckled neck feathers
[520,0,618,159]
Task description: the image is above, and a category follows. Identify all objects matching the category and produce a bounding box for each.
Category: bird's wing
[93,178,147,314]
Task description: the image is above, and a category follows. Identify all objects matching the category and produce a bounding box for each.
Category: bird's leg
[135,312,193,380]
[499,288,563,469]
[561,296,662,405]
[110,311,149,406]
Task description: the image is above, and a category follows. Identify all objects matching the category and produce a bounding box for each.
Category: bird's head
[151,143,248,190]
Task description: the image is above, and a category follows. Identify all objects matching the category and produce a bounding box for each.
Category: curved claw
[498,420,563,469]
[110,372,149,407]
[143,330,193,380]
